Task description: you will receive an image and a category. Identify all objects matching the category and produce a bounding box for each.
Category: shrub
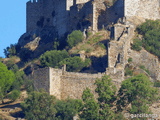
[118,74,158,114]
[4,44,17,58]
[19,48,33,62]
[154,81,160,87]
[139,65,150,74]
[0,62,15,103]
[59,56,91,72]
[131,38,142,51]
[97,43,106,49]
[55,99,82,120]
[67,30,84,48]
[8,90,20,102]
[128,58,132,63]
[40,50,69,67]
[21,91,57,120]
[136,20,160,58]
[87,35,102,44]
[125,66,133,76]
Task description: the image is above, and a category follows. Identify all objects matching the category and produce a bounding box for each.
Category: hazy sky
[0,1,29,57]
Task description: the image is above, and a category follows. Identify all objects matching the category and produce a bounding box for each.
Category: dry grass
[69,30,109,57]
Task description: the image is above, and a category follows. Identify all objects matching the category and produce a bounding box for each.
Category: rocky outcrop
[17,26,58,60]
[129,49,160,81]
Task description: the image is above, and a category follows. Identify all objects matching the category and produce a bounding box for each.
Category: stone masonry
[32,67,121,99]
[27,0,160,37]
[29,0,160,99]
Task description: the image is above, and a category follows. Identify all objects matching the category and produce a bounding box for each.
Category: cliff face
[129,49,160,80]
[17,26,59,60]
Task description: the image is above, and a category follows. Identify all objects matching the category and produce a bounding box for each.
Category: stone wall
[98,0,124,29]
[107,22,135,81]
[32,67,122,99]
[49,68,62,99]
[26,0,160,37]
[60,72,104,99]
[26,0,43,32]
[27,0,69,37]
[49,68,105,99]
[125,0,160,20]
[69,1,94,32]
[32,67,50,92]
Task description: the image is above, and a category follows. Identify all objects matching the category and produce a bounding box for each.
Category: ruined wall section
[107,23,135,81]
[76,0,90,4]
[69,1,94,32]
[98,0,124,29]
[66,0,74,10]
[60,72,104,99]
[32,67,50,92]
[49,68,62,99]
[33,67,122,99]
[125,0,160,20]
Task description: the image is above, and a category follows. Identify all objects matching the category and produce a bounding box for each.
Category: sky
[0,0,29,58]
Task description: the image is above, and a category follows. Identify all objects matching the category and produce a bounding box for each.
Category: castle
[27,0,160,37]
[28,0,160,99]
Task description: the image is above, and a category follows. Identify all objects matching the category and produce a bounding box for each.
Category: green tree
[79,88,99,120]
[40,50,69,67]
[4,44,17,58]
[136,20,160,58]
[21,91,57,120]
[137,20,160,35]
[0,62,15,103]
[67,30,84,48]
[117,74,158,114]
[7,89,20,102]
[59,56,91,72]
[95,75,117,120]
[8,64,26,91]
[131,38,142,51]
[54,99,82,120]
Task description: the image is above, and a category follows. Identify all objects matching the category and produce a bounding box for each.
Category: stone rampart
[32,67,122,99]
[26,0,160,37]
[125,0,160,20]
[32,67,50,92]
[50,68,105,99]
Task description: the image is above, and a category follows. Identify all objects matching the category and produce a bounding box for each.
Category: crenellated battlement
[28,0,43,3]
[26,0,160,36]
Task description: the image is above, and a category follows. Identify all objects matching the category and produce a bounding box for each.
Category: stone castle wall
[125,0,160,20]
[32,67,122,99]
[69,1,94,31]
[29,0,160,100]
[60,71,105,99]
[27,0,69,36]
[32,67,50,92]
[98,0,124,29]
[48,68,106,99]
[26,0,160,36]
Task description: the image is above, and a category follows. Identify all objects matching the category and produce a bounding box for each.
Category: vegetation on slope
[2,23,160,119]
[0,62,15,103]
[132,20,160,58]
[20,74,158,120]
